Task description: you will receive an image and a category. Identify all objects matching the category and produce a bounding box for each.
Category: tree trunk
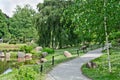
[104,0,112,73]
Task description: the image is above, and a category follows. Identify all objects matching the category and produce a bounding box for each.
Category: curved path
[46,48,103,80]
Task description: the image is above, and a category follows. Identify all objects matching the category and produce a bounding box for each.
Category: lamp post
[104,0,112,73]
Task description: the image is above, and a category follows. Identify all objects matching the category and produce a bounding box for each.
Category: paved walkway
[46,48,103,80]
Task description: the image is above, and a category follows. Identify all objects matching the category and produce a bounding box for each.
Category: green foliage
[0,9,10,40]
[11,62,24,69]
[9,40,17,44]
[10,52,17,58]
[62,0,120,45]
[16,66,37,80]
[24,60,35,65]
[110,31,120,40]
[31,51,41,59]
[35,0,74,48]
[9,5,38,43]
[42,47,54,54]
[29,43,38,49]
[20,45,33,53]
[30,50,37,55]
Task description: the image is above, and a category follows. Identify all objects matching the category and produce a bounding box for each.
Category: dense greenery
[62,0,120,45]
[34,0,120,48]
[0,5,37,43]
[20,45,34,53]
[16,66,37,80]
[42,47,54,54]
[0,10,10,39]
[0,0,119,47]
[35,0,74,48]
[9,5,38,43]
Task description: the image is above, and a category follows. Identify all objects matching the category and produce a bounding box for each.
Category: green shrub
[111,40,117,46]
[20,45,33,53]
[30,50,37,54]
[32,51,41,59]
[30,43,38,49]
[16,66,37,80]
[11,62,24,69]
[9,40,17,44]
[10,52,17,58]
[24,60,35,65]
[42,47,54,54]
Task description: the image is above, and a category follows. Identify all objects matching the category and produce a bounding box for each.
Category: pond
[0,61,10,74]
[3,68,12,74]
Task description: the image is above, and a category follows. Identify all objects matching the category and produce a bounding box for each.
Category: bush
[9,39,17,44]
[24,60,35,65]
[10,62,24,69]
[32,51,41,59]
[30,50,37,54]
[9,41,16,44]
[20,45,33,53]
[42,47,54,54]
[10,52,17,58]
[111,40,118,46]
[16,66,37,80]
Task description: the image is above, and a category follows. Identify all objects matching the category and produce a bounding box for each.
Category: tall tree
[62,0,120,45]
[9,5,38,43]
[35,0,74,48]
[0,9,10,40]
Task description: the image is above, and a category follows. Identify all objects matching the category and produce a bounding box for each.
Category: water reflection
[3,68,12,74]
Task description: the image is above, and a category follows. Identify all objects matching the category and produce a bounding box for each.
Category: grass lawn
[82,46,120,80]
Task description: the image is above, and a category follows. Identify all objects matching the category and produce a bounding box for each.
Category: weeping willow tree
[35,0,74,48]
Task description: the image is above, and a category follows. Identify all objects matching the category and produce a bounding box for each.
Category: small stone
[64,51,72,58]
[6,52,11,61]
[18,52,25,58]
[25,53,32,60]
[17,52,25,62]
[86,61,97,68]
[41,52,48,58]
[18,58,25,62]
